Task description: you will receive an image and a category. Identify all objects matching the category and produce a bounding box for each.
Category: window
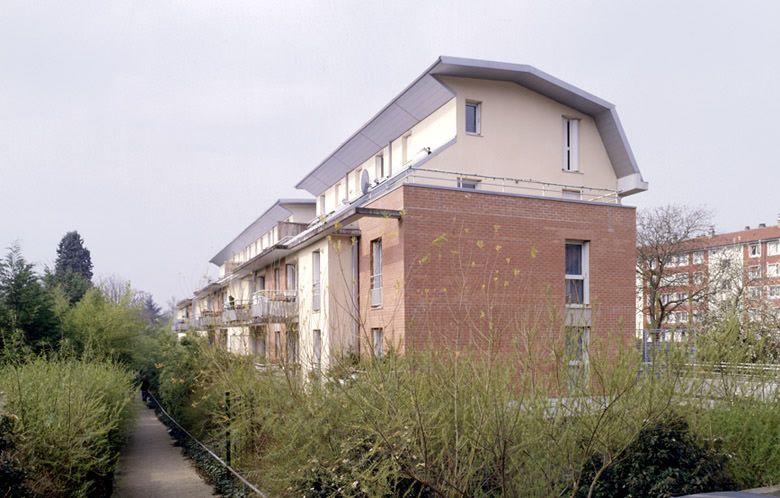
[312,251,321,311]
[749,287,761,299]
[693,272,704,285]
[562,189,582,200]
[749,243,761,257]
[675,311,689,324]
[661,293,672,305]
[252,327,266,359]
[465,101,481,134]
[565,241,589,305]
[375,154,384,180]
[372,328,384,358]
[312,329,322,371]
[692,251,704,264]
[770,286,780,299]
[273,267,280,291]
[274,328,281,359]
[457,177,480,190]
[257,275,266,291]
[769,241,780,256]
[370,239,383,307]
[563,118,579,172]
[286,325,299,364]
[565,326,589,389]
[354,168,362,194]
[748,266,761,279]
[285,264,297,295]
[768,264,780,278]
[318,195,326,215]
[670,254,688,267]
[335,183,342,205]
[402,133,411,165]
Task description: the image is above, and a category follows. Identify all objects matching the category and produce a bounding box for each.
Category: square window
[692,251,704,265]
[768,264,780,278]
[749,266,761,279]
[768,241,780,256]
[749,243,760,257]
[465,102,481,134]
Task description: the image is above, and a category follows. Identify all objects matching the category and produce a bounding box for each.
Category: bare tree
[636,205,713,330]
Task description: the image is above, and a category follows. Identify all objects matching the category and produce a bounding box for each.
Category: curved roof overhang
[296,56,647,197]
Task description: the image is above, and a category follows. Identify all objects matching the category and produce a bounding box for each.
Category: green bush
[574,414,734,498]
[0,357,135,497]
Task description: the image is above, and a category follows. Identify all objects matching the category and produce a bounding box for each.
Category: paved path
[113,396,216,498]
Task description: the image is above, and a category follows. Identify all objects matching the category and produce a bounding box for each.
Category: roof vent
[759,223,767,228]
[745,226,751,230]
[708,227,715,237]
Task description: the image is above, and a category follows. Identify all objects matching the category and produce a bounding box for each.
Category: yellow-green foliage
[61,287,147,365]
[0,358,135,497]
[156,341,686,497]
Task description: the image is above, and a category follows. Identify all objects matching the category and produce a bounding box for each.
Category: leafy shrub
[574,414,735,498]
[0,413,29,497]
[0,358,134,497]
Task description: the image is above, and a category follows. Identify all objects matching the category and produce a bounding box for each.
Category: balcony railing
[251,290,298,321]
[172,319,190,332]
[404,167,621,204]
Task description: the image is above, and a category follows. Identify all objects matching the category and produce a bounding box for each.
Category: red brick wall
[399,185,637,371]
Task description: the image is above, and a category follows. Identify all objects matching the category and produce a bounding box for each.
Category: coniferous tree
[53,231,93,303]
[0,245,59,352]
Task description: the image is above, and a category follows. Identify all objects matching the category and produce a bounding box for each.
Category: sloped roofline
[209,198,315,266]
[295,56,647,197]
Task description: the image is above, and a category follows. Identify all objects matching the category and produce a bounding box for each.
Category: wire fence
[146,390,269,498]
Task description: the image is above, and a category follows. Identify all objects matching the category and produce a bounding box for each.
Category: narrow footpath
[113,396,216,498]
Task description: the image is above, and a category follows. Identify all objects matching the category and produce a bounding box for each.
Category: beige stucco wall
[295,235,356,375]
[425,76,617,192]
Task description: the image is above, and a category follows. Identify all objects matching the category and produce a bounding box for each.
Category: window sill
[465,132,482,137]
[561,169,583,174]
[565,304,591,309]
[370,305,383,310]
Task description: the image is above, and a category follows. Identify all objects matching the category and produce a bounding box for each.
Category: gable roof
[296,56,647,197]
[209,199,314,266]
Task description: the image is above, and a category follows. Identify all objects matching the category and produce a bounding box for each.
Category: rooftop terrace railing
[403,167,621,204]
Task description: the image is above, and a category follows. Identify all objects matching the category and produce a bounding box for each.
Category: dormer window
[465,101,481,135]
[563,117,579,172]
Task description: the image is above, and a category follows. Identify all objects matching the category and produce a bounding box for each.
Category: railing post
[225,391,231,467]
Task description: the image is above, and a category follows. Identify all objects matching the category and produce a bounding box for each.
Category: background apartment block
[637,220,780,331]
[176,57,648,377]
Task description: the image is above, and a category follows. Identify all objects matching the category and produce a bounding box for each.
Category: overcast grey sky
[1,1,779,306]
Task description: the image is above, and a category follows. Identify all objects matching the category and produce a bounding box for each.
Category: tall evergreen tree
[54,231,93,303]
[0,245,59,352]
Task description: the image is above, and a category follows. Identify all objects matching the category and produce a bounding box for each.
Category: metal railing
[251,290,298,321]
[404,167,621,204]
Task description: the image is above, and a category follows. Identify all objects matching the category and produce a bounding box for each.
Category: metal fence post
[225,391,231,467]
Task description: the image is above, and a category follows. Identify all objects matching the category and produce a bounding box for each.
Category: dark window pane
[465,104,477,133]
[566,279,584,304]
[565,243,582,275]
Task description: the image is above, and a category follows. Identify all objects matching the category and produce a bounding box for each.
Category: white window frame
[692,251,704,265]
[748,265,761,279]
[768,241,780,256]
[465,101,481,135]
[768,286,780,299]
[562,189,582,200]
[562,117,580,172]
[318,195,326,216]
[372,327,384,358]
[370,239,383,307]
[768,263,780,278]
[312,250,321,312]
[457,177,481,190]
[565,241,589,306]
[312,329,322,371]
[375,154,385,181]
[749,243,761,258]
[749,287,761,299]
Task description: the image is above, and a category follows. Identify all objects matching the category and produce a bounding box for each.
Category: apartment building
[178,56,647,376]
[637,220,780,330]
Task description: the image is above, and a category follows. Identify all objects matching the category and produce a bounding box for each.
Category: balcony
[251,290,298,322]
[222,301,253,324]
[172,319,190,332]
[192,309,223,329]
